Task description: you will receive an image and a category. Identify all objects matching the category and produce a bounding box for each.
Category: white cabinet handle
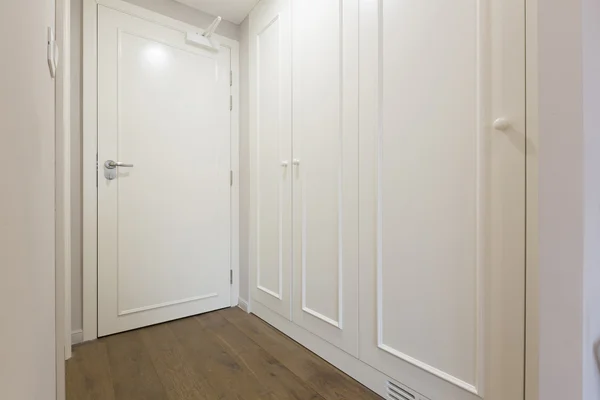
[493,118,510,131]
[281,160,289,167]
[293,159,300,166]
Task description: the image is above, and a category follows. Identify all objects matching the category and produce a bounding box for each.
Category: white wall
[71,0,83,337]
[538,0,583,398]
[0,0,57,397]
[538,0,600,398]
[582,0,600,396]
[70,0,240,334]
[239,16,250,304]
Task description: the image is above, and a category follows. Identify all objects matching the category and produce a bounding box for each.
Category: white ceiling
[173,0,259,24]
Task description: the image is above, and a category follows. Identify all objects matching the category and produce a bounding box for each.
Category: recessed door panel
[291,0,359,355]
[358,0,525,398]
[249,0,293,319]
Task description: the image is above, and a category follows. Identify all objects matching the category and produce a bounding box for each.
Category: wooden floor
[67,307,382,400]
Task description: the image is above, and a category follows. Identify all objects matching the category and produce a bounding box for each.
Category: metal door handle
[104,160,134,169]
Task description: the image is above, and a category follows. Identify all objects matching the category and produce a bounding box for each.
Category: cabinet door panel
[249,0,292,319]
[291,0,359,355]
[358,0,525,398]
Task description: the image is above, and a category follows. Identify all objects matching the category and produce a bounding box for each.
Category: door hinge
[230,95,233,111]
[230,70,233,86]
[230,170,233,186]
[230,270,233,284]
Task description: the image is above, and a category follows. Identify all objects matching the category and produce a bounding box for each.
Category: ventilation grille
[386,380,429,400]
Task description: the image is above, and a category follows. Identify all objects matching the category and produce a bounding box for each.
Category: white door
[97,6,232,336]
[358,0,525,399]
[291,0,359,355]
[0,0,57,398]
[249,0,293,320]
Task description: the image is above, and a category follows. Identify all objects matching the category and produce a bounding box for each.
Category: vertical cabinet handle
[293,159,300,166]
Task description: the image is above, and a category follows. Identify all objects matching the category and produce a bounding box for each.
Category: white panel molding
[299,171,344,329]
[374,0,485,394]
[255,13,284,301]
[299,178,344,328]
[111,29,226,320]
[71,329,84,346]
[377,344,478,395]
[118,293,219,316]
[302,307,341,328]
[298,0,344,329]
[473,0,488,395]
[257,285,282,299]
[249,0,293,321]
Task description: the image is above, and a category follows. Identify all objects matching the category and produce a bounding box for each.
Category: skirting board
[238,298,250,313]
[71,329,83,345]
[251,301,390,399]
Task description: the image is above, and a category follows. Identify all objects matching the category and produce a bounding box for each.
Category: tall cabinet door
[358,0,525,399]
[291,0,359,355]
[249,0,293,319]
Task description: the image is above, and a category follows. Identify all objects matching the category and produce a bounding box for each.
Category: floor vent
[386,380,428,400]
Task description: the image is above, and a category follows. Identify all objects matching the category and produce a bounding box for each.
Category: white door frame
[82,0,240,341]
[56,0,70,396]
[525,0,539,398]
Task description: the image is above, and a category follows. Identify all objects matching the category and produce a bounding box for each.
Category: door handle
[492,117,510,131]
[104,160,134,169]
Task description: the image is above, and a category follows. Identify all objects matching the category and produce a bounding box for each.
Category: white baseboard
[251,301,389,399]
[71,329,83,345]
[238,297,250,313]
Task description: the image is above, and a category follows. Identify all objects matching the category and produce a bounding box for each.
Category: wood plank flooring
[67,307,382,400]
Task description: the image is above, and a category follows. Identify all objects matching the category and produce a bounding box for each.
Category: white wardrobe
[248,0,526,398]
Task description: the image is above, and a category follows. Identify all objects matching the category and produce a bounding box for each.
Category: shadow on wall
[595,340,600,372]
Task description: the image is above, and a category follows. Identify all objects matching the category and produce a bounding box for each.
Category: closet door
[291,0,359,355]
[358,0,525,399]
[249,0,293,319]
